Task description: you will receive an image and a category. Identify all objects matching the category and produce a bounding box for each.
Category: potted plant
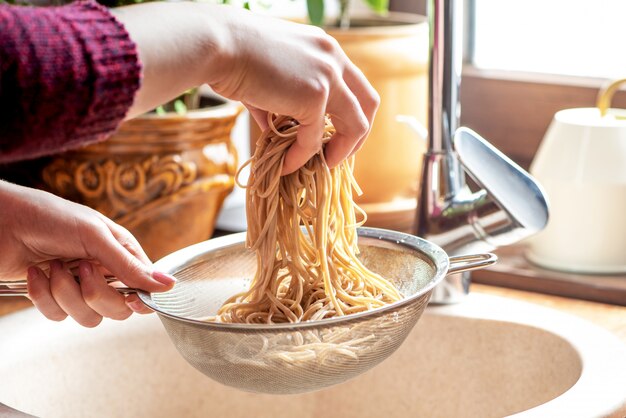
[306,0,387,28]
[40,93,242,261]
[326,13,428,233]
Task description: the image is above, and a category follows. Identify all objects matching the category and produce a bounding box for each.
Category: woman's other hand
[0,181,174,326]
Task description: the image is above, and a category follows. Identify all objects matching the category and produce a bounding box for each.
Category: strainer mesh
[150,235,439,394]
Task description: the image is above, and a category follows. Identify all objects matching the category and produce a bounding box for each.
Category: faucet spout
[428,0,463,153]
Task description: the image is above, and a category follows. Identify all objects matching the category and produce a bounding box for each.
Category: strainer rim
[139,227,449,332]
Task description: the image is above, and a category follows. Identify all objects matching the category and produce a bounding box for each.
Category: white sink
[1,294,625,418]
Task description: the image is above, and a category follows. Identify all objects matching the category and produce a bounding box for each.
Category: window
[473,0,626,79]
[451,0,626,169]
[389,0,626,166]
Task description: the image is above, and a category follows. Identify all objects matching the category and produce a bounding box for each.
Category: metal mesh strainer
[0,227,495,394]
[135,227,496,394]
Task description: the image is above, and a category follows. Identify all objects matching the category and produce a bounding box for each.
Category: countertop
[1,284,625,418]
[1,284,625,344]
[472,284,626,345]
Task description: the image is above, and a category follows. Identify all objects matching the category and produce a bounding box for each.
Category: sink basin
[1,294,625,417]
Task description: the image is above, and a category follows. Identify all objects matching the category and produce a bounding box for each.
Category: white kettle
[526,79,626,274]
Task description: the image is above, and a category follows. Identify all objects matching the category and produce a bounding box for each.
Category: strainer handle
[447,253,497,275]
[0,277,138,297]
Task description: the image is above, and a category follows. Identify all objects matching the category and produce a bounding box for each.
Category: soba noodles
[212,114,401,324]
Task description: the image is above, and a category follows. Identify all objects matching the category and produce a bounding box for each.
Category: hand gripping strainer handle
[0,253,496,297]
[0,270,138,297]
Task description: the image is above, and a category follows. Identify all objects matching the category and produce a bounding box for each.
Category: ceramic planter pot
[327,13,428,232]
[41,98,242,261]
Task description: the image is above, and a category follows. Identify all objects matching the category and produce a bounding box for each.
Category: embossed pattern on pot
[41,99,243,260]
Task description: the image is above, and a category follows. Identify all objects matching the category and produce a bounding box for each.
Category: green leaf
[174,100,188,115]
[307,0,324,26]
[155,106,166,116]
[364,0,388,14]
[243,1,250,9]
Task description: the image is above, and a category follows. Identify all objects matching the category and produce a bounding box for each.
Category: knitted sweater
[0,0,141,163]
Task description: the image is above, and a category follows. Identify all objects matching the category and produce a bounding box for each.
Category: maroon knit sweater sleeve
[0,0,141,163]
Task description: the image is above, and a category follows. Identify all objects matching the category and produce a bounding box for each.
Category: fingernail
[127,299,144,312]
[152,271,176,286]
[79,261,93,277]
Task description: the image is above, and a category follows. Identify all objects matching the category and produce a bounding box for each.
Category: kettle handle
[597,78,626,116]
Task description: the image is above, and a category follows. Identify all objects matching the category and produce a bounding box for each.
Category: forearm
[116,1,379,175]
[0,1,141,163]
[0,180,47,282]
[0,181,21,281]
[111,2,234,119]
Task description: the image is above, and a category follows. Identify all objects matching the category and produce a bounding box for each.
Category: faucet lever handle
[453,127,549,237]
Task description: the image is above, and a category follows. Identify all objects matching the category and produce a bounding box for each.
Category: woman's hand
[209,9,380,175]
[115,2,379,175]
[0,181,174,327]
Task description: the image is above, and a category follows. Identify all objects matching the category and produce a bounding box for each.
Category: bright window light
[472,0,626,79]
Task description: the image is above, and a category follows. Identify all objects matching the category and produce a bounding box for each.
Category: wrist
[198,4,244,88]
[113,1,227,115]
[0,181,18,220]
[0,181,23,251]
[172,2,235,88]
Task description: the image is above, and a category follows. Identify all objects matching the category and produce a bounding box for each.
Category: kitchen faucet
[418,0,549,303]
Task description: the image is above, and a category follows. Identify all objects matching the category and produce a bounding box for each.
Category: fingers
[48,260,103,328]
[342,65,380,157]
[325,82,370,168]
[27,260,155,327]
[295,38,378,171]
[27,266,67,322]
[125,293,153,315]
[78,261,132,321]
[282,112,326,175]
[284,63,379,174]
